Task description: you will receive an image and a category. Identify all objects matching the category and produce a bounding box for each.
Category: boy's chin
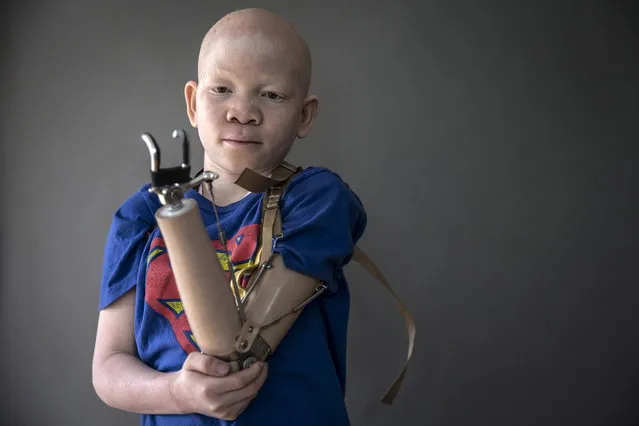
[205,149,283,177]
[215,156,265,177]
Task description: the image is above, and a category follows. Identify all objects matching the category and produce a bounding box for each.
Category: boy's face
[185,31,318,176]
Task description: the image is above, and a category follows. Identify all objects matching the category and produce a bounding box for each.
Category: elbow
[92,355,116,408]
[92,360,108,405]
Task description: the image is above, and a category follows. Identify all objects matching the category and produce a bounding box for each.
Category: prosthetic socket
[140,130,415,405]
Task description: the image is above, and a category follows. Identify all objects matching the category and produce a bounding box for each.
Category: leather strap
[260,165,299,265]
[233,162,300,267]
[236,161,415,405]
[350,246,416,405]
[234,161,300,193]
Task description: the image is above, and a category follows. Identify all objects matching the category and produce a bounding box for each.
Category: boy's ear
[297,95,320,139]
[184,80,198,127]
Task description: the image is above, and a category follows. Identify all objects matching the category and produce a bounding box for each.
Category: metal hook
[141,133,161,172]
[140,128,212,205]
[171,128,190,168]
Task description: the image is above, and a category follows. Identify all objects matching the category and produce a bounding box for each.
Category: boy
[92,7,367,426]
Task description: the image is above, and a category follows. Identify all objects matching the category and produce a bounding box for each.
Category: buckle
[266,187,282,209]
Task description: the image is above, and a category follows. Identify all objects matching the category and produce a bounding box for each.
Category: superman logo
[144,223,261,353]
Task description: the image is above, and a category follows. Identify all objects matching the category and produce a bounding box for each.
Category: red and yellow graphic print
[144,224,262,353]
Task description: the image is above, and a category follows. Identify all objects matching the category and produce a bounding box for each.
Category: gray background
[1,1,638,425]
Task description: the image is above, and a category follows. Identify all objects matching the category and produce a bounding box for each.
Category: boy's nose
[226,100,261,125]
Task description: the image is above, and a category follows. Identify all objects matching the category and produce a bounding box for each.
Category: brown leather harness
[234,161,416,405]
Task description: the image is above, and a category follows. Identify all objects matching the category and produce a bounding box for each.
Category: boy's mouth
[222,138,262,147]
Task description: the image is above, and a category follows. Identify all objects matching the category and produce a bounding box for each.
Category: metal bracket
[141,129,217,206]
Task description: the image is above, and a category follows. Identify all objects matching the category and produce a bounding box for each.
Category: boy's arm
[94,188,269,420]
[92,288,182,414]
[92,288,268,419]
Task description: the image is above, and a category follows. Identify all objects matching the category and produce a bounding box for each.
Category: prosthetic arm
[141,130,326,372]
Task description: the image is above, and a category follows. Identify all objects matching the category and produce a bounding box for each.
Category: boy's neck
[198,166,248,207]
[199,159,276,207]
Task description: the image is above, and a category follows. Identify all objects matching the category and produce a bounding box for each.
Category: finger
[214,362,269,407]
[209,362,264,398]
[208,366,268,420]
[184,352,230,377]
[214,393,255,421]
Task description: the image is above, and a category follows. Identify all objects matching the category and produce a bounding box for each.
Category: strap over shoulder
[234,161,301,266]
[237,161,416,405]
[234,161,301,193]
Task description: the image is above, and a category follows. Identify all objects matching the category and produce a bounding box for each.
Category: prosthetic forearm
[141,130,325,372]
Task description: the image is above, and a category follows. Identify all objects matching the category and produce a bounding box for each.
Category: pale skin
[92,8,320,421]
[186,8,318,207]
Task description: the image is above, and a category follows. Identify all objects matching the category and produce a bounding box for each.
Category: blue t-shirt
[99,166,367,426]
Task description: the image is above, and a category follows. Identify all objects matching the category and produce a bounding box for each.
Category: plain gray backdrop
[1,1,638,425]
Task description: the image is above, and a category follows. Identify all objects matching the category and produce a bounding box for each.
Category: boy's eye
[262,91,285,101]
[210,86,231,94]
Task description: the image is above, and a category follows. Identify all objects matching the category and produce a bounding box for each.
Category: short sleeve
[274,168,367,293]
[99,184,159,309]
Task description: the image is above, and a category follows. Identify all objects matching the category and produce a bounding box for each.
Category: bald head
[197,8,312,93]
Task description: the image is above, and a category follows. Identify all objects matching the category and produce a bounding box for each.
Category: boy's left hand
[169,352,268,420]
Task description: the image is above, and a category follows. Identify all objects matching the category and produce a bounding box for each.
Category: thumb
[184,351,231,376]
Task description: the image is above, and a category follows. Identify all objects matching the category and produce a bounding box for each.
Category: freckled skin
[183,8,319,205]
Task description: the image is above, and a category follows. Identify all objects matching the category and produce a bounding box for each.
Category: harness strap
[350,246,416,405]
[234,161,301,266]
[234,161,415,405]
[234,160,300,193]
[260,183,285,265]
